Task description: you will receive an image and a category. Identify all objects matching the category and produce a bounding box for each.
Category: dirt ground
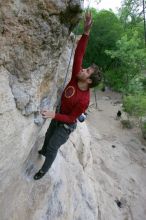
[88,89,146,149]
[86,89,146,220]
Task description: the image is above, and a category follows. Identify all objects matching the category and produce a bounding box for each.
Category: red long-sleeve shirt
[55,34,90,124]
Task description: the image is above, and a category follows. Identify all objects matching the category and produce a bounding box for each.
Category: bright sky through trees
[84,0,122,12]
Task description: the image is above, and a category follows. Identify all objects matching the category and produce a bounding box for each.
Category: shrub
[123,94,146,117]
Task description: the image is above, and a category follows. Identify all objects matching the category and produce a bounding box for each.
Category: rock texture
[0,0,82,115]
[0,118,97,220]
[0,1,91,219]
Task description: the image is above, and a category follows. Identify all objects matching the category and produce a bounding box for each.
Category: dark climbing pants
[40,119,76,173]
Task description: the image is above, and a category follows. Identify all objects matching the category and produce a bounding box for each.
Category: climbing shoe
[34,170,46,180]
[38,150,46,157]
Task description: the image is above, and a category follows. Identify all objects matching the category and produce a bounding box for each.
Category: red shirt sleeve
[71,34,89,81]
[54,101,88,124]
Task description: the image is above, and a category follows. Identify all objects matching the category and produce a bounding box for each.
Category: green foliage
[105,31,146,93]
[128,76,144,94]
[123,93,146,117]
[104,70,146,94]
[119,0,143,27]
[119,0,145,46]
[104,69,124,91]
[75,9,123,69]
[125,21,144,39]
[86,10,123,69]
[141,76,146,91]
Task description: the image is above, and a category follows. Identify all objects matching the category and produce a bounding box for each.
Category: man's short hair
[89,63,102,88]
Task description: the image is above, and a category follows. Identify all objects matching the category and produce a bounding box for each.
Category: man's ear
[87,78,92,84]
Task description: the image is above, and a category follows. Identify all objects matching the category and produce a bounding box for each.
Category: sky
[84,0,122,12]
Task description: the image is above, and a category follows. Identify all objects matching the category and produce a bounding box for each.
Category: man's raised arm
[71,11,92,80]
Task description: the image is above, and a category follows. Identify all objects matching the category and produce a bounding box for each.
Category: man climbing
[34,11,102,180]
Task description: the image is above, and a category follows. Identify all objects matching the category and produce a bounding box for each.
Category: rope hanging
[56,1,93,112]
[56,32,78,113]
[34,2,92,126]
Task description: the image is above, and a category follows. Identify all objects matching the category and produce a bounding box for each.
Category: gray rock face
[0,1,94,219]
[0,70,97,219]
[0,0,83,115]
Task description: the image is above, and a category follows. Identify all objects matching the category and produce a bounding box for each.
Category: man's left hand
[84,10,92,35]
[41,110,55,119]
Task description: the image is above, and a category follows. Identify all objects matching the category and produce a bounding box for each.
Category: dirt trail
[86,90,146,220]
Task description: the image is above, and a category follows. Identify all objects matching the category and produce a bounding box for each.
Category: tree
[105,31,146,93]
[119,0,144,26]
[82,9,123,70]
[119,0,145,45]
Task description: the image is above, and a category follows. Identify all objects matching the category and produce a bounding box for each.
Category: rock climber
[34,11,102,180]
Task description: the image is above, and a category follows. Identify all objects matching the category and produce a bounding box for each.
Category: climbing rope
[35,22,81,126]
[35,1,94,125]
[56,32,78,113]
[56,1,93,113]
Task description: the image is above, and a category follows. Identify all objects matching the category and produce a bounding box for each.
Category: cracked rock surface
[0,0,82,115]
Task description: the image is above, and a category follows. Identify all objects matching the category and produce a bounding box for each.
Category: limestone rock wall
[0,1,98,219]
[0,0,83,115]
[0,111,98,220]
